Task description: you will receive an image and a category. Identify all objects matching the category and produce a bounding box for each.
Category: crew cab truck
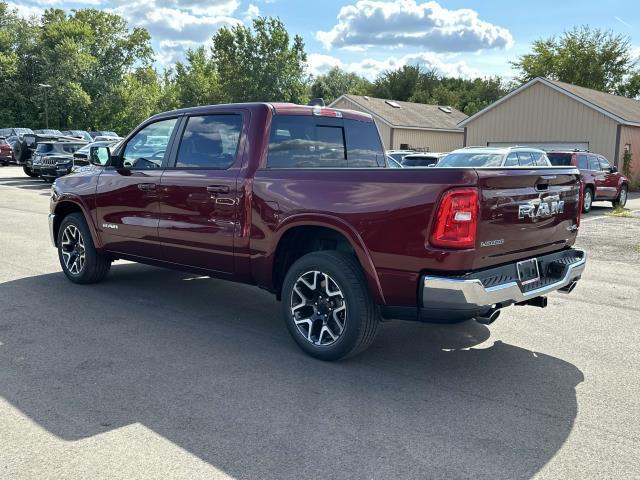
[48,103,587,360]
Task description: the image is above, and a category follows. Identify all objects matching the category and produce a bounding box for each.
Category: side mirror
[610,166,618,173]
[89,145,111,166]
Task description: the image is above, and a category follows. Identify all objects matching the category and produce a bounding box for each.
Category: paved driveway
[1,166,639,479]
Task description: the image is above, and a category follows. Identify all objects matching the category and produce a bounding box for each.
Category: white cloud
[307,52,481,80]
[317,0,513,53]
[244,3,260,20]
[6,2,45,18]
[109,0,241,49]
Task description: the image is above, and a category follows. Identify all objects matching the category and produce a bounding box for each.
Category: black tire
[282,251,380,361]
[582,186,593,213]
[22,165,38,177]
[57,213,111,284]
[612,185,628,208]
[13,139,28,163]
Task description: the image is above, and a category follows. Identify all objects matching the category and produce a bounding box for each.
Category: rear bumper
[380,248,586,323]
[420,248,586,322]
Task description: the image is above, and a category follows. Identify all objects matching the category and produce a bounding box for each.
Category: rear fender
[274,214,385,304]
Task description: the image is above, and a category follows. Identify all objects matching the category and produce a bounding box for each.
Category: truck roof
[151,102,374,123]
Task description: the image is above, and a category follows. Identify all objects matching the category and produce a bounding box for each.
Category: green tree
[212,17,308,103]
[172,46,222,107]
[309,67,371,104]
[371,64,422,101]
[511,26,640,96]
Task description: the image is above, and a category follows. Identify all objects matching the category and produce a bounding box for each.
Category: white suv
[437,146,552,168]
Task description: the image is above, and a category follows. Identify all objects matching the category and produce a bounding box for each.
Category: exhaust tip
[476,308,501,325]
[559,281,577,294]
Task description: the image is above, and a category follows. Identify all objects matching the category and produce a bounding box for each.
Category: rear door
[158,111,246,274]
[95,117,180,258]
[473,168,581,266]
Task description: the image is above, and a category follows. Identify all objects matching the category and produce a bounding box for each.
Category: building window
[624,143,631,153]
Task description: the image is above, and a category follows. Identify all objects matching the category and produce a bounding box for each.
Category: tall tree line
[2,3,639,136]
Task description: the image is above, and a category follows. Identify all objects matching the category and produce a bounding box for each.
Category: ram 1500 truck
[48,103,586,360]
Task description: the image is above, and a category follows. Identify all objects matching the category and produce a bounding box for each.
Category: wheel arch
[270,216,384,304]
[53,198,101,249]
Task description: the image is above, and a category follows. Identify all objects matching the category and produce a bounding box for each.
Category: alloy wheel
[61,224,86,275]
[290,270,347,346]
[584,190,592,211]
[620,188,627,206]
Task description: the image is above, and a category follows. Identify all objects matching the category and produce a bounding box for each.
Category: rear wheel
[23,165,38,177]
[582,187,593,213]
[612,185,628,208]
[57,213,111,284]
[281,251,380,361]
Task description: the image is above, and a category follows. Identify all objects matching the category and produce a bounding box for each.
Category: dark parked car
[49,102,585,360]
[0,127,33,138]
[14,133,82,176]
[72,140,120,170]
[61,130,93,142]
[0,137,13,165]
[547,150,629,212]
[34,129,63,135]
[34,140,88,182]
[88,130,120,139]
[401,153,445,167]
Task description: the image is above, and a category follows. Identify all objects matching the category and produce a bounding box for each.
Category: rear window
[437,152,504,167]
[402,156,438,167]
[547,153,573,166]
[267,116,383,168]
[517,152,534,166]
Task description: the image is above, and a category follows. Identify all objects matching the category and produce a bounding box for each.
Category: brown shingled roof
[546,78,640,124]
[332,94,467,131]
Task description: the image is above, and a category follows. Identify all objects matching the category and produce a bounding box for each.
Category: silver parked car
[436,146,552,168]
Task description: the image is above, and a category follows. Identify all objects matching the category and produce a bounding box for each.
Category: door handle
[137,183,157,191]
[207,185,230,194]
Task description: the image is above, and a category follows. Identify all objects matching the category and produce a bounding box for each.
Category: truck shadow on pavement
[0,263,583,480]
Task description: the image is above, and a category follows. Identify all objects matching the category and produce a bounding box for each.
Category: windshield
[547,153,573,166]
[15,128,33,135]
[437,152,504,167]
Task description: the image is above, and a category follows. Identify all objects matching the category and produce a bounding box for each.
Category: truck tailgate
[473,167,581,268]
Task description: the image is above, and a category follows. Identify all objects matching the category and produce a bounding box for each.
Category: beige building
[459,77,640,181]
[330,94,467,152]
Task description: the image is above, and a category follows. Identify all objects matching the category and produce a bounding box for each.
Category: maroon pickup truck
[49,103,586,360]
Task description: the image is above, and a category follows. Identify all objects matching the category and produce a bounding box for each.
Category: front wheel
[612,186,628,208]
[281,251,380,361]
[582,187,593,213]
[23,165,38,177]
[57,213,111,284]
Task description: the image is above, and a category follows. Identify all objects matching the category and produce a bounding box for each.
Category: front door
[597,156,618,198]
[158,113,245,274]
[95,117,180,258]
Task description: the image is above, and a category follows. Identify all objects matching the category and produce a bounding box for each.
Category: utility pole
[38,84,52,129]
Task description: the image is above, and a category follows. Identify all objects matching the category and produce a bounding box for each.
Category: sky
[8,0,640,80]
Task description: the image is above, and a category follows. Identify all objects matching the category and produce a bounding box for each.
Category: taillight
[430,188,479,249]
[577,182,583,227]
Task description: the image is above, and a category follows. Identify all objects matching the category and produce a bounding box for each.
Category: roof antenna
[308,98,325,107]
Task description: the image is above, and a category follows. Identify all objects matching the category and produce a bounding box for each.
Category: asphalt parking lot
[0,165,639,479]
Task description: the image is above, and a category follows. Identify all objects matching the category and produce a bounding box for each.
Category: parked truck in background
[48,102,587,360]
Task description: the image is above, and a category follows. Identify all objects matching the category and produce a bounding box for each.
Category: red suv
[547,151,629,213]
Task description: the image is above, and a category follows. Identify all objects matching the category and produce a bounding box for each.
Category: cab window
[599,157,612,171]
[587,155,600,171]
[175,114,243,169]
[122,118,178,169]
